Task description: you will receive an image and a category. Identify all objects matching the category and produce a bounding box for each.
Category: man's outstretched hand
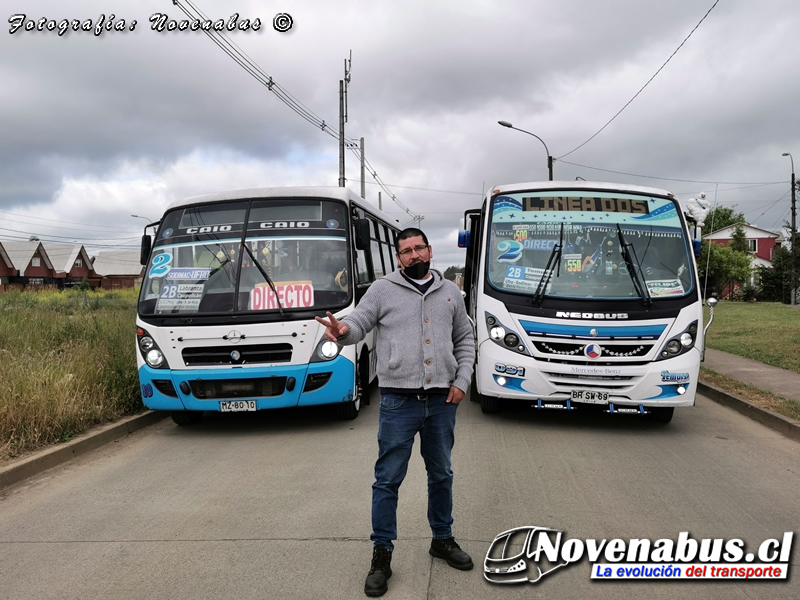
[315,311,349,342]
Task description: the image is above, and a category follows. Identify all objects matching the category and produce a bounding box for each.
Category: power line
[558,0,721,159]
[559,159,786,186]
[175,0,421,223]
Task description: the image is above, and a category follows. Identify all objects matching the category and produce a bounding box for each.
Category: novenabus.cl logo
[484,526,576,584]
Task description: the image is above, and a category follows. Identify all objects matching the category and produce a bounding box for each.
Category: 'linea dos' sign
[250,282,314,310]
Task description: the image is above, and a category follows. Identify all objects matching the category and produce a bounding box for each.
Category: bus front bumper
[137,356,355,412]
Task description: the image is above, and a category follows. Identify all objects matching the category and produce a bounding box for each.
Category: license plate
[571,390,609,404]
[220,400,257,412]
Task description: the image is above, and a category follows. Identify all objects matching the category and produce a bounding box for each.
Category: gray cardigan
[337,269,475,393]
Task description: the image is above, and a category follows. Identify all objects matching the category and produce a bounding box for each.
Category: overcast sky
[3,0,799,268]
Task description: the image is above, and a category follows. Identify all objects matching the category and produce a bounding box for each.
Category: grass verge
[0,288,143,461]
[700,366,800,422]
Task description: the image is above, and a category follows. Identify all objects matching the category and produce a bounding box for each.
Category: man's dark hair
[394,227,429,252]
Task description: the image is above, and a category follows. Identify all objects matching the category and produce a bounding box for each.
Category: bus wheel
[479,393,502,414]
[648,406,674,423]
[171,410,204,426]
[337,396,360,420]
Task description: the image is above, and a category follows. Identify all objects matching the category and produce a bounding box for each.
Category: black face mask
[403,260,431,280]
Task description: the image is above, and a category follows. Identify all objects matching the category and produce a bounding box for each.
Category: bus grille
[182,343,292,366]
[542,371,639,392]
[532,340,653,359]
[190,377,287,399]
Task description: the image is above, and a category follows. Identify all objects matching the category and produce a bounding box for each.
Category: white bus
[136,186,400,425]
[459,181,715,423]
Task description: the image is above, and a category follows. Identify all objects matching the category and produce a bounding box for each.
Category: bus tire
[171,410,204,426]
[469,373,479,403]
[336,397,360,420]
[648,406,674,423]
[479,393,502,414]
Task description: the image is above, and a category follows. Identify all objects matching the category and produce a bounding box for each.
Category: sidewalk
[700,348,800,442]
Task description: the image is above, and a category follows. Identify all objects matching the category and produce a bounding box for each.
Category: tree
[757,246,791,303]
[703,206,745,233]
[728,223,750,254]
[442,265,464,281]
[697,241,751,299]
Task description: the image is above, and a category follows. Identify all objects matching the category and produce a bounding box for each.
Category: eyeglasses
[397,244,429,257]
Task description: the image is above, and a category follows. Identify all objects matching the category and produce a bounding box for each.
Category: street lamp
[131,214,154,223]
[782,153,797,305]
[498,121,553,180]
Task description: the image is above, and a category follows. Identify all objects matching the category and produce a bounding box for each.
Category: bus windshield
[138,198,351,316]
[487,190,694,300]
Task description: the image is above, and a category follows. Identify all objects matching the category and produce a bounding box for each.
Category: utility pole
[792,170,797,305]
[338,79,345,187]
[338,53,352,188]
[360,137,365,199]
[378,192,382,211]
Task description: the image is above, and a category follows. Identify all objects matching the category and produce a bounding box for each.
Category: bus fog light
[146,349,164,368]
[666,340,682,354]
[496,376,507,386]
[680,333,693,347]
[677,386,686,394]
[490,326,505,340]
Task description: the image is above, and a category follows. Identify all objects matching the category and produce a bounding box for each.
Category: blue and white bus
[136,186,400,425]
[459,181,715,423]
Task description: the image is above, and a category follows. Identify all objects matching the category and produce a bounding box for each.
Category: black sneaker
[364,546,393,597]
[429,537,474,570]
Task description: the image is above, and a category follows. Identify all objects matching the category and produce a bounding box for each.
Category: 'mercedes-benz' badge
[224,330,243,343]
[584,344,602,359]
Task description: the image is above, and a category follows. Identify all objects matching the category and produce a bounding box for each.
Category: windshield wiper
[616,224,652,307]
[243,244,285,317]
[533,222,564,305]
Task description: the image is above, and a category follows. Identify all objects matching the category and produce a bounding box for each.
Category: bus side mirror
[355,218,371,250]
[692,239,701,258]
[140,234,152,266]
[458,230,471,248]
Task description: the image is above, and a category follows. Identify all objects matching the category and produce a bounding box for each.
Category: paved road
[1,387,798,600]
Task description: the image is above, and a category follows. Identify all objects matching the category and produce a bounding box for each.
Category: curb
[0,411,168,491]
[697,380,800,443]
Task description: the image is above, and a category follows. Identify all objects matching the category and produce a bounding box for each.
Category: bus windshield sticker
[165,268,211,281]
[155,284,203,312]
[250,281,315,310]
[645,279,685,297]
[503,266,550,293]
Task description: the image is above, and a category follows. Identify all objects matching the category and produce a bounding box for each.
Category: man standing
[315,228,475,597]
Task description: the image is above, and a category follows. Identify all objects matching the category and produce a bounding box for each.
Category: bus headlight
[320,341,339,359]
[146,349,165,368]
[504,333,519,348]
[311,337,341,362]
[656,320,698,361]
[490,326,505,340]
[137,327,170,369]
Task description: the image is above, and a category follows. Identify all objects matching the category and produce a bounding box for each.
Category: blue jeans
[371,392,459,551]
